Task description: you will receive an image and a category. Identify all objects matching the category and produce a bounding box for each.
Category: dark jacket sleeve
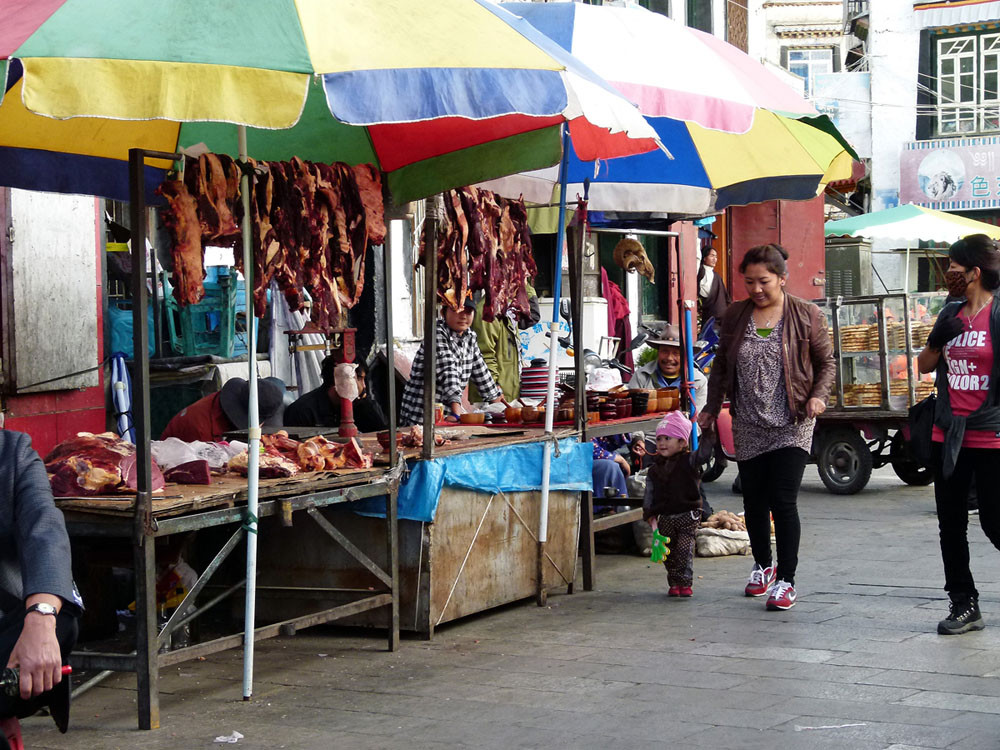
[354,397,389,433]
[13,433,76,605]
[807,304,836,403]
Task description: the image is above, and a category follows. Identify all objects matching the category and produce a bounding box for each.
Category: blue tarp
[353,437,592,523]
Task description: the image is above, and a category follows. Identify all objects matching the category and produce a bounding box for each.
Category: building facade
[852,0,1000,290]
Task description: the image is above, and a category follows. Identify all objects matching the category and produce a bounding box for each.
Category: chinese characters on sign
[900,137,1000,210]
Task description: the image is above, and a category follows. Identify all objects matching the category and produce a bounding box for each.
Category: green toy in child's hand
[650,530,671,563]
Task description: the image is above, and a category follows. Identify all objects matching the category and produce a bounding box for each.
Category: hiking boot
[679,586,693,597]
[745,563,776,597]
[938,598,985,635]
[766,580,797,610]
[668,586,680,597]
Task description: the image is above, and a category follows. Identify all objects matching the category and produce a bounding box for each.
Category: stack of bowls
[599,402,617,421]
[520,361,550,401]
[630,390,649,415]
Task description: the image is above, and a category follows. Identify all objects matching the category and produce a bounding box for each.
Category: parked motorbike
[555,298,649,386]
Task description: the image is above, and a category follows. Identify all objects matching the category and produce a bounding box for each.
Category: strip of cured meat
[351,164,386,246]
[157,179,206,306]
[45,432,166,497]
[268,161,304,312]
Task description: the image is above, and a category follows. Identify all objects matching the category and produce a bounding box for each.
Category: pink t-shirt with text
[931,307,1000,449]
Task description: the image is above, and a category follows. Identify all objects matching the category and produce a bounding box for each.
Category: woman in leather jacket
[698,244,834,612]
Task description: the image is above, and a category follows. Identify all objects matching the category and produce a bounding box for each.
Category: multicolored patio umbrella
[506,0,817,133]
[479,1,856,214]
[0,0,660,203]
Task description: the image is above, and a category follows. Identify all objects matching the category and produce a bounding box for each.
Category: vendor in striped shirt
[400,298,504,426]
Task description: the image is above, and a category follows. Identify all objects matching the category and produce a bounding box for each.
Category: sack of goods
[696,510,750,557]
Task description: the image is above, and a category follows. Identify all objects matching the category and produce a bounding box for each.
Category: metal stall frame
[408,191,583,613]
[66,148,399,730]
[569,226,683,592]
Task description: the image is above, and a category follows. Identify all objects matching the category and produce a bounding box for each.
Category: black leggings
[932,443,1000,602]
[737,447,809,585]
[0,608,78,720]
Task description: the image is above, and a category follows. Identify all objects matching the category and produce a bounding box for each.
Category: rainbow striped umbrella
[0,0,660,203]
[479,1,856,214]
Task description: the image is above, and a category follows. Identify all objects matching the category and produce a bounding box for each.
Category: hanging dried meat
[156,179,205,305]
[158,154,385,331]
[418,187,536,323]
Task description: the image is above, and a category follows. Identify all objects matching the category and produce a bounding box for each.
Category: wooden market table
[242,425,584,639]
[61,459,401,727]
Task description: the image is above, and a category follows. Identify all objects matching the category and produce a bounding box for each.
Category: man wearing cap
[160,376,285,442]
[400,301,504,426]
[629,324,708,412]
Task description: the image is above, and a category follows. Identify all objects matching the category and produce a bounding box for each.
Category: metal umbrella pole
[537,125,571,607]
[238,125,262,701]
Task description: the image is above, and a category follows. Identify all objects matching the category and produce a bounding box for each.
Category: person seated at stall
[160,376,285,442]
[469,285,540,402]
[283,357,388,433]
[1,425,82,745]
[629,324,708,413]
[399,298,504,426]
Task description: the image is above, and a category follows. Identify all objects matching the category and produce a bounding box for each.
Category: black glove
[927,314,964,351]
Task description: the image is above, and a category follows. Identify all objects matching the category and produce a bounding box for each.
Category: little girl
[643,411,702,597]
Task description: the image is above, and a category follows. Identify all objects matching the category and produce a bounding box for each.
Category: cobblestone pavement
[22,464,1000,749]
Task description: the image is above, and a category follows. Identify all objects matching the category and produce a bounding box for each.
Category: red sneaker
[668,586,681,597]
[745,563,776,597]
[679,586,693,597]
[766,580,797,610]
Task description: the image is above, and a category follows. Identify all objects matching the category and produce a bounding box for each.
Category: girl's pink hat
[656,411,692,441]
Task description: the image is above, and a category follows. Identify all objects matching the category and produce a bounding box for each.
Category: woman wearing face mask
[917,233,1000,636]
[698,244,834,611]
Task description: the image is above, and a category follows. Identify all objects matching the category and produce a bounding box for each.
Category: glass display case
[815,292,947,412]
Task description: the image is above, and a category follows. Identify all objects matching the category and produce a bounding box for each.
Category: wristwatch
[25,602,58,617]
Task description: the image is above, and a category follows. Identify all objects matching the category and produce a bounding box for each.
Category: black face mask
[945,269,971,298]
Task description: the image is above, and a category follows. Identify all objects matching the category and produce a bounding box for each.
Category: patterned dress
[733,317,815,461]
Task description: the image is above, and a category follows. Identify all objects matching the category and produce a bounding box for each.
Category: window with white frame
[935,33,1000,135]
[981,34,1000,132]
[786,48,834,97]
